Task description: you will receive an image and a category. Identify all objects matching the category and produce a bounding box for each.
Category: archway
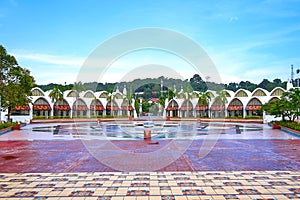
[106,100,119,116]
[33,97,51,117]
[121,99,134,117]
[227,98,243,117]
[53,99,71,117]
[195,103,209,118]
[166,100,179,117]
[72,99,88,117]
[180,100,193,118]
[11,105,30,116]
[31,87,45,96]
[90,99,104,117]
[246,98,262,117]
[210,100,225,118]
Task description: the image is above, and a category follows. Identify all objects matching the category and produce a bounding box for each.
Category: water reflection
[31,122,264,140]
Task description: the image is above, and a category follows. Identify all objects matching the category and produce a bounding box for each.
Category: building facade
[3,86,286,123]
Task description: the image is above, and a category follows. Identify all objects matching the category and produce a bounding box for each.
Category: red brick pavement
[0,139,299,173]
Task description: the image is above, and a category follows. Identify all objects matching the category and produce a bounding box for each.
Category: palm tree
[133,94,140,117]
[91,96,98,117]
[214,90,229,117]
[72,82,85,117]
[125,91,134,117]
[167,89,175,101]
[106,88,116,116]
[158,95,166,116]
[49,86,63,117]
[197,92,211,117]
[183,87,193,118]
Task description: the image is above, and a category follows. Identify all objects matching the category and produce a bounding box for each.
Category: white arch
[83,90,96,98]
[234,88,251,97]
[31,87,45,96]
[270,87,286,96]
[252,88,269,96]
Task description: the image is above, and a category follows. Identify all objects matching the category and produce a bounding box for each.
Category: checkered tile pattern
[0,171,299,199]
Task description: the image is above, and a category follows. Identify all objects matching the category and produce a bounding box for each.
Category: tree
[158,95,166,115]
[72,81,85,117]
[215,90,228,104]
[225,82,238,91]
[213,90,229,117]
[287,88,300,111]
[49,85,63,116]
[73,81,85,96]
[197,92,211,117]
[122,91,135,117]
[281,88,300,121]
[167,89,175,101]
[189,74,208,91]
[273,78,282,85]
[182,86,193,117]
[0,45,35,121]
[262,99,286,121]
[133,94,142,117]
[258,79,275,91]
[261,88,300,121]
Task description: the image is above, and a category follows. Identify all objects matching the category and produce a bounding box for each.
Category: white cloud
[33,71,78,85]
[13,52,85,67]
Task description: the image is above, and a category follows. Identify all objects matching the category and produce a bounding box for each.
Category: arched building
[4,86,290,123]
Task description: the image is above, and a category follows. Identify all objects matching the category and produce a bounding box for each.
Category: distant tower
[291,64,294,83]
[161,79,163,93]
[123,85,127,96]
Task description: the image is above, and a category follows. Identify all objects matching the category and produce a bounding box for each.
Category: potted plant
[271,122,281,129]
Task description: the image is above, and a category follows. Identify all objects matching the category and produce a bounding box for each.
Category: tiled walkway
[0,171,299,199]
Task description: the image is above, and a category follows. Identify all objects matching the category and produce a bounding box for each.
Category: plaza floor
[0,123,299,199]
[0,171,299,199]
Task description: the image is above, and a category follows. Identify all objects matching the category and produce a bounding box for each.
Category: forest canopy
[38,74,288,100]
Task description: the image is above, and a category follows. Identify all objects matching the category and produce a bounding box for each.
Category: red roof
[148,98,159,103]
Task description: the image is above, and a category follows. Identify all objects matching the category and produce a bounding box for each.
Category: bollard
[144,129,151,140]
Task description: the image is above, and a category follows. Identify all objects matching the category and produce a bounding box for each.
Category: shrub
[0,122,17,130]
[225,116,243,119]
[33,116,48,119]
[275,121,300,132]
[245,116,263,119]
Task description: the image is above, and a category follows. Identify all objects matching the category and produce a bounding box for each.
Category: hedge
[275,121,300,132]
[0,122,17,130]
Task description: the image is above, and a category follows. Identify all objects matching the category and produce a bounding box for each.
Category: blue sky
[1,0,300,85]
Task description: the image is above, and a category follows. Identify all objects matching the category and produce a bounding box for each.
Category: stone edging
[268,122,300,137]
[0,127,12,136]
